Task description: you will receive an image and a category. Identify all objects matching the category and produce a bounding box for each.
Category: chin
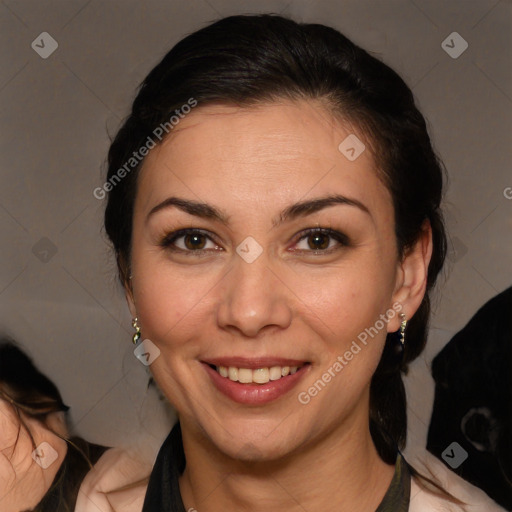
[202,417,303,463]
[220,437,295,463]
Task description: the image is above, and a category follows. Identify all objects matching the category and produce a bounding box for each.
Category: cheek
[131,266,210,406]
[292,258,396,397]
[293,257,394,332]
[131,256,222,356]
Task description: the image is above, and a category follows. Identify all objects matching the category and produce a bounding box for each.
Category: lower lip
[203,363,310,405]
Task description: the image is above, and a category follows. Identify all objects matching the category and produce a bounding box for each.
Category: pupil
[309,234,329,250]
[185,234,205,250]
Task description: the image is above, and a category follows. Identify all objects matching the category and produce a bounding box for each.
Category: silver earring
[399,313,407,348]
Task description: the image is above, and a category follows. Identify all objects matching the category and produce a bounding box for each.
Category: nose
[216,251,293,338]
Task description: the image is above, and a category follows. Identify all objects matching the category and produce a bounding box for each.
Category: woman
[99,14,505,511]
[0,338,108,511]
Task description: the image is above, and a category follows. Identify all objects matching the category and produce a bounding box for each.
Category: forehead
[136,100,391,220]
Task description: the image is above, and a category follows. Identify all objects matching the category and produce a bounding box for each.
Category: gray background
[1,0,510,466]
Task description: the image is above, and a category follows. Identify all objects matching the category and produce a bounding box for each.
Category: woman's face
[127,100,421,460]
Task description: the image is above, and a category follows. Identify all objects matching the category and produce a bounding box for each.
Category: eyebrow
[146,194,371,228]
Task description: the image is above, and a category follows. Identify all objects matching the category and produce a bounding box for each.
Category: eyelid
[159,227,350,255]
[291,227,350,253]
[160,228,222,253]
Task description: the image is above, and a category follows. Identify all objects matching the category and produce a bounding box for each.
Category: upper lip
[203,357,309,369]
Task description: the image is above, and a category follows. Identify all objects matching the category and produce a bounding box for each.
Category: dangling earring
[132,317,141,345]
[399,313,407,348]
[381,313,408,371]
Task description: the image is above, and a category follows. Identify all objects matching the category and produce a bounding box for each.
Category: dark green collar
[375,451,411,512]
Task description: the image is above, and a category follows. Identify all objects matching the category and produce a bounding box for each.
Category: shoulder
[74,447,151,512]
[409,477,470,512]
[406,450,506,512]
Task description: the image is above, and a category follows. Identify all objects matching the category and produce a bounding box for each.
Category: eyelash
[159,227,350,256]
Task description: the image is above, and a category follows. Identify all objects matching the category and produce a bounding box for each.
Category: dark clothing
[427,286,512,509]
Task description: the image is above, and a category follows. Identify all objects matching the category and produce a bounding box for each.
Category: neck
[178,410,395,512]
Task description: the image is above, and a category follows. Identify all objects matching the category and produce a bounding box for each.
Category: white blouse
[407,450,506,512]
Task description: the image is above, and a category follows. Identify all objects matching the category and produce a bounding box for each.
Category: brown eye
[307,233,330,250]
[160,229,221,254]
[183,233,207,250]
[293,228,349,254]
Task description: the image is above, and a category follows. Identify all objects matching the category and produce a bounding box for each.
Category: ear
[119,254,137,318]
[124,276,137,318]
[388,220,433,332]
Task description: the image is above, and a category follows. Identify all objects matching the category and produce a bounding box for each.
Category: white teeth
[228,367,238,381]
[215,364,304,384]
[269,366,282,381]
[238,368,253,383]
[253,368,270,384]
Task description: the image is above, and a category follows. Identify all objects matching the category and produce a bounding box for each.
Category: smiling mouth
[208,363,308,384]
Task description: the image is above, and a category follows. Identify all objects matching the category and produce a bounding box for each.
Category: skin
[126,99,432,512]
[0,399,68,512]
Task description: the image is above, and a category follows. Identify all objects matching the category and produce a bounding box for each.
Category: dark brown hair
[103,14,447,464]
